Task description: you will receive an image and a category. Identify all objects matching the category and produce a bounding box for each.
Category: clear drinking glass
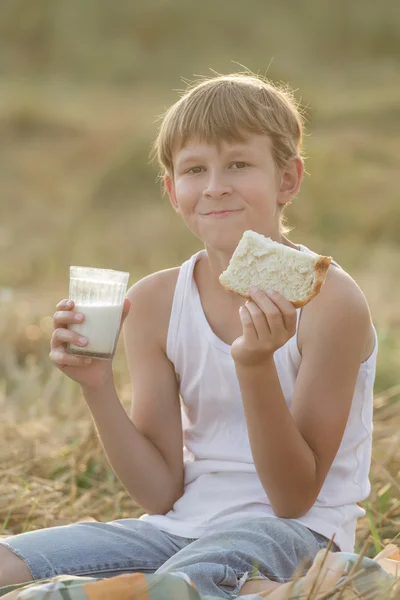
[66,266,130,360]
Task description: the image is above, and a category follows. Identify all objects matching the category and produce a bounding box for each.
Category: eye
[186,166,204,174]
[230,162,249,169]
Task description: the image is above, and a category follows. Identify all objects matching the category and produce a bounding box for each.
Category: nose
[204,172,233,199]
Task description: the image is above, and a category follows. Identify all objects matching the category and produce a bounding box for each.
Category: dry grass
[1,295,399,544]
[0,250,399,600]
[1,80,400,596]
[0,3,400,595]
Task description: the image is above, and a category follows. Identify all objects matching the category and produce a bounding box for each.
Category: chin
[203,229,245,254]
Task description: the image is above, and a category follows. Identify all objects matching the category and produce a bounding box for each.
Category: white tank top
[140,244,378,552]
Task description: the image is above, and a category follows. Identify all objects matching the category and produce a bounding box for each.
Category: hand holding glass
[66,266,130,360]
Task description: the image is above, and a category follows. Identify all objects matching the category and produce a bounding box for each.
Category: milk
[67,303,123,359]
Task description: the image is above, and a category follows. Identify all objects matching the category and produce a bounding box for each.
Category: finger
[56,299,75,310]
[51,328,88,350]
[120,298,132,326]
[50,349,92,368]
[265,305,286,339]
[117,298,132,337]
[264,290,297,333]
[245,299,271,340]
[249,288,287,334]
[53,310,84,329]
[239,305,258,343]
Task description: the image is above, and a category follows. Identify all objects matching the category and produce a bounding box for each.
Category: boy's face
[165,131,302,252]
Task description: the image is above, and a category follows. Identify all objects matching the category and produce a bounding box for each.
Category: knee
[0,545,34,586]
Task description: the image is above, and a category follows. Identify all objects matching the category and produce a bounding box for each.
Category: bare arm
[82,271,184,515]
[234,272,371,518]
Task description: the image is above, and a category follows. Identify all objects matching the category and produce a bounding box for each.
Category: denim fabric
[1,517,337,598]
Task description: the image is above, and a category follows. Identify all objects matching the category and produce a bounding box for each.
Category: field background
[0,0,399,557]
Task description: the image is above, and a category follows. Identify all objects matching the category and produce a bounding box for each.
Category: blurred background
[0,0,399,554]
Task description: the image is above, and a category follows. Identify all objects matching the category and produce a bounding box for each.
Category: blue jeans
[1,516,337,598]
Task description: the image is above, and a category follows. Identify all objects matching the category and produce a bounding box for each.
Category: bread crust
[292,255,332,308]
[220,254,332,308]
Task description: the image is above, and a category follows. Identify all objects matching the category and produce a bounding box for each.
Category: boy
[0,73,378,598]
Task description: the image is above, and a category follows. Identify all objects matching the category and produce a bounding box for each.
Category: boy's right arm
[81,272,184,516]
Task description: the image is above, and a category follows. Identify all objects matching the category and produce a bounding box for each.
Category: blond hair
[152,72,305,235]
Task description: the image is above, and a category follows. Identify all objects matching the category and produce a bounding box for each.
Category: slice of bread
[219,230,332,308]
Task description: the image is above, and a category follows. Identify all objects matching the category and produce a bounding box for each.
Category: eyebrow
[176,147,253,167]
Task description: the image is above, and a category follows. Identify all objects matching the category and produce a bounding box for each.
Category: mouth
[201,209,244,217]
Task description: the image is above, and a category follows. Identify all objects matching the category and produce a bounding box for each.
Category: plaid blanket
[0,549,398,600]
[0,572,216,600]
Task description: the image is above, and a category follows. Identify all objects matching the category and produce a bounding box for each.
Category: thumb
[120,297,131,326]
[117,297,131,337]
[116,298,131,339]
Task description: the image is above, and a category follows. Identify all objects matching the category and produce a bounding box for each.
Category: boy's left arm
[233,275,372,519]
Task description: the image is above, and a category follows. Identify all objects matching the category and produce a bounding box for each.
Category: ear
[278,157,304,205]
[164,173,181,215]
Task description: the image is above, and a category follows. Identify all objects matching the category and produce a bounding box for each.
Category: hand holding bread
[219,230,332,308]
[232,287,298,366]
[220,231,332,366]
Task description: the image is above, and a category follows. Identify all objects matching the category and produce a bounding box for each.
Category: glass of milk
[66,266,130,360]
